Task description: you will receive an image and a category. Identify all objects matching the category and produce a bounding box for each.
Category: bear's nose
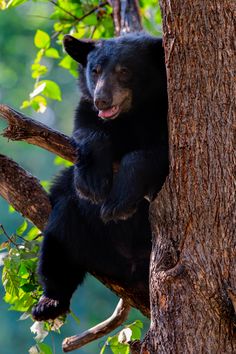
[94,96,113,111]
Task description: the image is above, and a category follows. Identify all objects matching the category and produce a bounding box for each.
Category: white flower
[28,345,39,354]
[118,328,132,344]
[30,321,48,342]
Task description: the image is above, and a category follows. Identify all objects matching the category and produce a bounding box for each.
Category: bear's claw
[32,296,70,321]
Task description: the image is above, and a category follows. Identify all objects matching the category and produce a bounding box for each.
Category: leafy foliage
[100,320,143,354]
[0,221,66,352]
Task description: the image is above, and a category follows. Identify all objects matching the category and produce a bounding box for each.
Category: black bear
[32,33,168,321]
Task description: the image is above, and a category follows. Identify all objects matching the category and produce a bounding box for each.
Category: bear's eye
[92,65,101,76]
[119,67,131,80]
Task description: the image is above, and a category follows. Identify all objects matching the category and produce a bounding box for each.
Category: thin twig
[0,224,18,248]
[62,299,130,352]
[48,0,83,21]
[48,0,108,23]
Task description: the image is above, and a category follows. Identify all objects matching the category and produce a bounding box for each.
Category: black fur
[32,33,168,321]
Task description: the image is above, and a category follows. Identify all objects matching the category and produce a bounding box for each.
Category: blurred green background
[0,2,150,353]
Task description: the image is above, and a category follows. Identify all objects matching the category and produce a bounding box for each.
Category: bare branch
[62,299,130,352]
[0,154,51,230]
[0,104,76,163]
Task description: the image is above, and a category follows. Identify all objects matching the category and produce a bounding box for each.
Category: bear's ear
[63,35,96,66]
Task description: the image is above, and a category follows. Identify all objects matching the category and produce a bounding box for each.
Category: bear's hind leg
[32,189,86,321]
[32,225,86,321]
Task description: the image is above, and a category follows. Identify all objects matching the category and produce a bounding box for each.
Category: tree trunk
[143,1,236,353]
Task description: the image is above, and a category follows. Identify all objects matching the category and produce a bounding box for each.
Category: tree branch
[0,104,76,163]
[0,154,51,230]
[62,299,130,352]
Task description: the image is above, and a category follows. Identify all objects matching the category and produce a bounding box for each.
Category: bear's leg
[32,177,87,321]
[32,225,86,321]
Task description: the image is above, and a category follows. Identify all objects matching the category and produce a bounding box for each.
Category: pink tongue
[98,105,119,119]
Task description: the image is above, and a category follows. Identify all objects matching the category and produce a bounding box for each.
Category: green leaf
[38,80,62,101]
[70,310,80,325]
[83,13,97,26]
[45,48,60,59]
[31,96,47,113]
[37,343,53,354]
[6,0,27,8]
[31,64,48,79]
[54,156,73,167]
[40,180,50,192]
[59,55,78,77]
[16,220,28,236]
[25,226,41,241]
[8,205,16,214]
[59,55,73,70]
[34,30,50,49]
[21,100,31,109]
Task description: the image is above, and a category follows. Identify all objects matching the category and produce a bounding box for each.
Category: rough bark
[0,154,51,231]
[0,104,76,163]
[143,1,236,353]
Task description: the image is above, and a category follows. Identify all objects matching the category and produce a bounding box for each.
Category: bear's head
[63,33,163,120]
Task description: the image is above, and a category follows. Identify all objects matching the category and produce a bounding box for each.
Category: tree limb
[0,104,76,163]
[0,154,51,231]
[62,299,130,352]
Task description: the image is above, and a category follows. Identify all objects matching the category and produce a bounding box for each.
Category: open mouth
[98,105,121,120]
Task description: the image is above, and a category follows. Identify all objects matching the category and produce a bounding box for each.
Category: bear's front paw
[100,198,138,223]
[32,296,70,321]
[74,165,112,204]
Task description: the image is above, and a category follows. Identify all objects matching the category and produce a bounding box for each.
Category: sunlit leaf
[37,343,53,354]
[32,96,47,113]
[34,30,50,49]
[37,80,62,101]
[16,220,28,236]
[45,48,60,59]
[6,0,27,8]
[31,64,48,79]
[54,156,73,167]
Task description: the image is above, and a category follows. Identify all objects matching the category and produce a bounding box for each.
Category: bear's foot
[32,295,70,321]
[101,199,137,223]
